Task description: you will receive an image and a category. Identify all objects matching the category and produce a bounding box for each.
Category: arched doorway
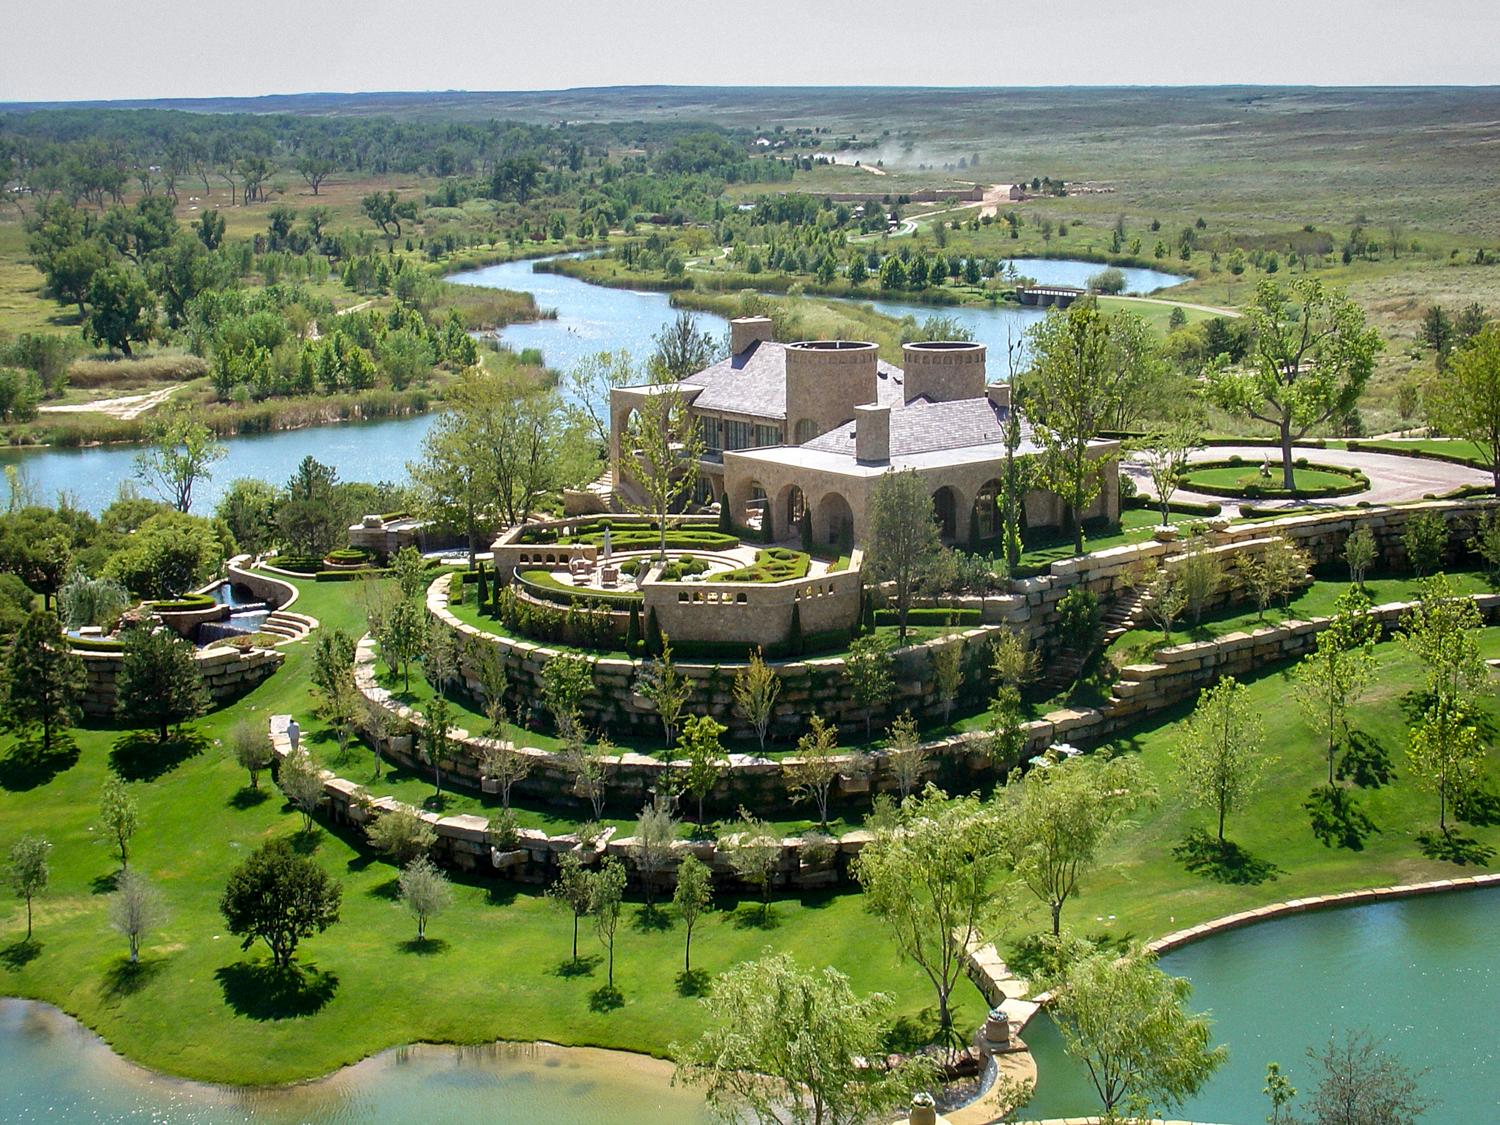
[779,484,806,539]
[814,491,854,550]
[931,485,959,542]
[973,479,1002,547]
[745,481,768,534]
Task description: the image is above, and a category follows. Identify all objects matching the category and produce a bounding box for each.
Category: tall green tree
[672,953,938,1125]
[1051,951,1227,1120]
[84,264,156,356]
[589,856,627,991]
[649,311,719,380]
[1426,321,1500,495]
[1176,676,1266,844]
[1023,302,1115,554]
[133,405,226,513]
[672,852,712,974]
[2,609,84,755]
[115,623,208,744]
[865,469,945,641]
[1200,279,1382,489]
[408,409,489,567]
[855,786,1012,1039]
[277,456,344,559]
[621,378,705,559]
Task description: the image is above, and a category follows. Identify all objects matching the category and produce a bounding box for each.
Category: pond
[1021,888,1500,1123]
[2,255,1184,513]
[0,999,711,1124]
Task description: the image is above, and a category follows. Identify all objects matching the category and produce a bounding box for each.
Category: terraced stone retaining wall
[79,643,283,719]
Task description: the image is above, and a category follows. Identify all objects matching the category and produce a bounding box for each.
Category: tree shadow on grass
[588,985,623,1012]
[1173,829,1281,885]
[882,1007,944,1054]
[1305,786,1379,851]
[286,826,322,855]
[398,937,449,955]
[676,968,711,997]
[1458,786,1500,829]
[0,939,40,970]
[214,962,339,1020]
[631,904,671,933]
[109,732,204,782]
[1338,731,1395,789]
[228,786,271,810]
[100,956,165,999]
[728,904,779,931]
[368,877,400,901]
[90,871,120,895]
[0,737,79,792]
[1417,830,1495,867]
[551,954,600,979]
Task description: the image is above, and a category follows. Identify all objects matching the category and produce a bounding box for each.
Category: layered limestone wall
[78,643,283,718]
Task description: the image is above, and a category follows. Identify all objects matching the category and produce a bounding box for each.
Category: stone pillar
[986,381,1012,410]
[784,341,879,442]
[730,316,774,354]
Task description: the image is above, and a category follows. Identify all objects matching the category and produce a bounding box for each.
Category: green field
[1179,462,1364,498]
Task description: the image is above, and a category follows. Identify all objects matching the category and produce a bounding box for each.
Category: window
[699,415,721,452]
[794,419,818,444]
[754,424,783,447]
[723,419,754,451]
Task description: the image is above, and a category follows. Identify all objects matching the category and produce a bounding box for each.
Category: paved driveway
[1123,443,1492,516]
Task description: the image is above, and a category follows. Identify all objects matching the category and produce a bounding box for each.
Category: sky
[2,0,1498,103]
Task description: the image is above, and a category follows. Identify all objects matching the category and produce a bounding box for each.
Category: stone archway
[813,491,854,550]
[931,485,960,542]
[778,484,806,540]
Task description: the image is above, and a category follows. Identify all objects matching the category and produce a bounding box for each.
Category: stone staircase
[258,609,317,644]
[1100,585,1147,646]
[1036,587,1145,696]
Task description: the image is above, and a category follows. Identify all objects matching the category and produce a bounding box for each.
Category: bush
[872,607,981,628]
[718,548,811,582]
[1056,587,1101,649]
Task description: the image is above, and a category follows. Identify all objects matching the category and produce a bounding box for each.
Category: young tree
[672,852,712,974]
[649,311,720,380]
[219,838,342,970]
[1427,321,1500,495]
[1344,526,1377,588]
[1023,302,1114,554]
[855,787,1010,1038]
[562,729,610,822]
[1201,279,1382,489]
[672,953,938,1125]
[1001,754,1149,935]
[372,596,425,694]
[133,405,226,513]
[844,634,895,739]
[231,719,274,790]
[1050,951,1226,1119]
[1263,1062,1298,1125]
[309,627,357,713]
[732,647,780,751]
[1294,588,1380,786]
[719,809,780,917]
[540,653,593,738]
[999,398,1032,573]
[97,777,139,870]
[366,805,437,866]
[115,624,208,744]
[589,856,627,991]
[398,855,453,943]
[1406,697,1483,836]
[1179,538,1223,626]
[479,742,532,812]
[866,469,945,641]
[566,350,635,451]
[2,609,84,755]
[279,748,325,834]
[1176,676,1267,844]
[1301,1029,1428,1125]
[549,850,594,963]
[421,694,455,801]
[8,834,50,940]
[1399,575,1487,716]
[785,717,841,830]
[1135,561,1189,643]
[677,714,726,828]
[931,640,964,726]
[628,799,678,908]
[108,868,165,964]
[635,633,694,746]
[621,379,705,560]
[886,712,929,801]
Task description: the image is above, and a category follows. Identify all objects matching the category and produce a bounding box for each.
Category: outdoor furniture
[569,557,595,579]
[599,564,619,587]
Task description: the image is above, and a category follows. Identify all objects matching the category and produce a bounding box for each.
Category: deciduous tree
[732,647,780,751]
[115,624,207,744]
[108,868,165,964]
[398,855,452,942]
[219,837,341,970]
[866,469,945,640]
[1176,676,1266,844]
[672,852,712,974]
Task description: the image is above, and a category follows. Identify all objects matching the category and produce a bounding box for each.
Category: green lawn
[1179,462,1362,498]
[1014,507,1180,574]
[1342,438,1494,472]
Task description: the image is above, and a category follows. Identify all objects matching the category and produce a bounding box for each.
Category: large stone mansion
[609,316,1120,548]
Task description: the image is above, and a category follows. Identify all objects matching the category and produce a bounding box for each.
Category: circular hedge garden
[1179,458,1370,500]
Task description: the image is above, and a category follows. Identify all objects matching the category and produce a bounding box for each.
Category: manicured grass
[1014,507,1173,574]
[1001,626,1500,953]
[0,575,972,1086]
[1345,438,1494,471]
[1106,569,1495,663]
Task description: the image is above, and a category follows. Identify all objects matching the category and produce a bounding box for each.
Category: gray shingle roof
[683,340,905,418]
[804,397,1027,457]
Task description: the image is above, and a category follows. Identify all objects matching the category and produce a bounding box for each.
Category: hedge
[149,594,218,612]
[718,548,811,583]
[1122,496,1224,517]
[516,569,642,609]
[874,607,982,627]
[1179,460,1368,500]
[68,635,125,652]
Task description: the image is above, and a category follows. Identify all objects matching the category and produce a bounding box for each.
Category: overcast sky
[3,0,1497,103]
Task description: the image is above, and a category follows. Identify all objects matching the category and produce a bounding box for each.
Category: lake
[3,256,1184,513]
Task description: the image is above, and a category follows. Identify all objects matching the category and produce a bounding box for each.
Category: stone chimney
[730,316,774,355]
[785,341,880,443]
[901,341,986,403]
[987,381,1012,410]
[854,403,891,464]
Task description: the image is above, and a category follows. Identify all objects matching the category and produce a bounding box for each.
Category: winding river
[0,257,1184,514]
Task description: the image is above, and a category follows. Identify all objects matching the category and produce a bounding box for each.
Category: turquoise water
[1022,889,1500,1124]
[3,255,1183,513]
[0,999,711,1123]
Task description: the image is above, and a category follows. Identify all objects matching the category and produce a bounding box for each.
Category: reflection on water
[0,999,711,1123]
[1023,889,1500,1122]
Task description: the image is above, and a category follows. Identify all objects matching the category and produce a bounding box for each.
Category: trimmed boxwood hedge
[517,569,642,608]
[1122,496,1224,517]
[874,607,982,627]
[272,555,324,575]
[149,594,218,612]
[718,547,811,583]
[68,635,125,652]
[1179,460,1368,500]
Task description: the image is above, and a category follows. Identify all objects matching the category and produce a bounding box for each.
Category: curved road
[1124,443,1493,516]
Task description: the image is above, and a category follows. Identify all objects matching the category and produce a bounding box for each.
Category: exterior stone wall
[78,643,284,719]
[225,559,298,610]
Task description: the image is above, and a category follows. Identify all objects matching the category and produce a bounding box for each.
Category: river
[1,257,1184,513]
[1021,888,1500,1123]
